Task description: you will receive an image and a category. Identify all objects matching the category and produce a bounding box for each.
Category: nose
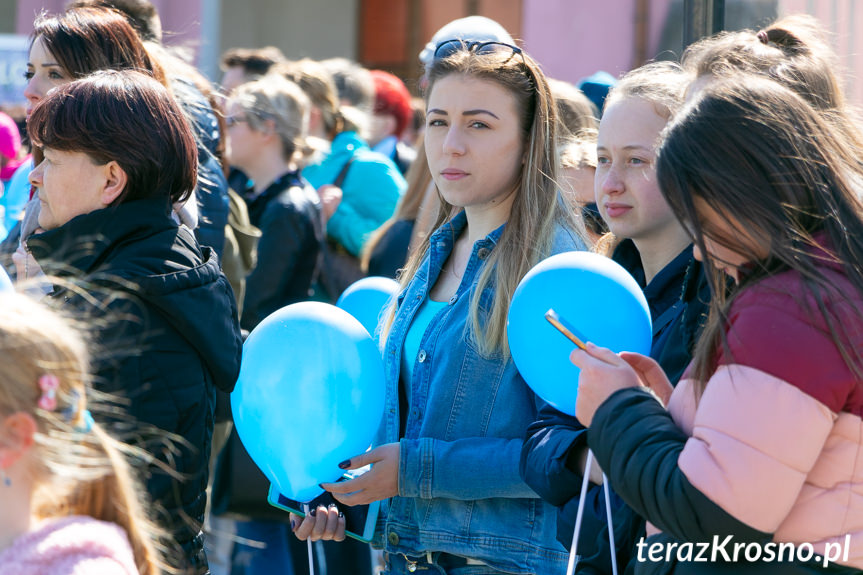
[441,126,466,156]
[29,160,44,188]
[599,164,624,195]
[23,79,42,116]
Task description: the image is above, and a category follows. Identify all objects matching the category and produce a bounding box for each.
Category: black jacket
[241,170,323,331]
[520,241,710,574]
[173,76,229,257]
[28,198,243,571]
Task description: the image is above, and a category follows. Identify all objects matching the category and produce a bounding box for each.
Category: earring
[0,469,10,487]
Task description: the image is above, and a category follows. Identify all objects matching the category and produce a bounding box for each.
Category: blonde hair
[361,139,434,273]
[559,129,597,171]
[604,61,689,119]
[230,74,314,165]
[387,45,584,357]
[682,14,863,156]
[548,78,598,139]
[0,293,169,575]
[277,59,344,140]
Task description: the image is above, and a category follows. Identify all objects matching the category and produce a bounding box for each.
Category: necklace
[445,252,464,281]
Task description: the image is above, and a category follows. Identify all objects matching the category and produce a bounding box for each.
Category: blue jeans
[230,519,374,575]
[230,520,303,575]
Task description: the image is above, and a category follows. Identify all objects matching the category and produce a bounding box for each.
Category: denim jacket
[373,210,585,574]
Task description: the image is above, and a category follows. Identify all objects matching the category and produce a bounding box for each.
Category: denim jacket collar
[413,210,504,289]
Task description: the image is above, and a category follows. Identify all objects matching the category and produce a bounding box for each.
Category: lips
[604,203,632,218]
[441,168,468,181]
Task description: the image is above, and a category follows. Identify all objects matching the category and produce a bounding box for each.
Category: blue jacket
[302,131,405,256]
[374,210,585,574]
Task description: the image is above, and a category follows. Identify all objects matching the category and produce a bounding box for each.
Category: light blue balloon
[0,266,12,292]
[507,251,652,416]
[336,276,400,338]
[232,301,386,503]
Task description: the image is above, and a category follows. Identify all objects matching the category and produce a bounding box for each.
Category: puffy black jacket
[520,241,710,574]
[241,170,323,331]
[28,198,243,572]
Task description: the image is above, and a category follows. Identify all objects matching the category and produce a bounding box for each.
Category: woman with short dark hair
[25,69,242,574]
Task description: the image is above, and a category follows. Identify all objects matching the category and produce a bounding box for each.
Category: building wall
[219,0,357,64]
[9,0,863,105]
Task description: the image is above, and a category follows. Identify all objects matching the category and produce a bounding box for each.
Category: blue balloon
[337,276,400,337]
[0,266,12,292]
[507,251,651,416]
[232,301,386,503]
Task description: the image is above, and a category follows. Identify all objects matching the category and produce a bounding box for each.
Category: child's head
[0,292,166,574]
[595,62,688,247]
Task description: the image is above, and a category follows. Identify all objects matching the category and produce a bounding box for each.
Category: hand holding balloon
[322,442,400,506]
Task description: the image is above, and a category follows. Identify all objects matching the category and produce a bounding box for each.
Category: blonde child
[0,293,168,574]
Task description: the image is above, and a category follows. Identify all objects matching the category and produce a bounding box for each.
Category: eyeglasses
[432,39,524,64]
[224,115,248,128]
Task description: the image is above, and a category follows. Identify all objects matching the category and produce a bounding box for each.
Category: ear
[261,117,278,138]
[308,106,323,136]
[100,161,128,206]
[0,412,37,468]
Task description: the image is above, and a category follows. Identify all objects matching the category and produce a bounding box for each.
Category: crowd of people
[0,1,861,575]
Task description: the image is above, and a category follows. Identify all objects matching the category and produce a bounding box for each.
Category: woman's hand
[291,505,345,542]
[317,185,343,224]
[572,343,645,426]
[619,352,674,405]
[321,442,400,506]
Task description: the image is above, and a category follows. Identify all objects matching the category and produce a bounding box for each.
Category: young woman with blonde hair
[296,39,586,574]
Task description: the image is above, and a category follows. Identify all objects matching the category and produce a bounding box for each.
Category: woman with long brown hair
[573,75,863,574]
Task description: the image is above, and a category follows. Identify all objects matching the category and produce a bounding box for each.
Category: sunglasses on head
[432,39,524,63]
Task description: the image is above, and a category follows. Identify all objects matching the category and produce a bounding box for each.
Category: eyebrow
[596,144,654,153]
[427,108,500,120]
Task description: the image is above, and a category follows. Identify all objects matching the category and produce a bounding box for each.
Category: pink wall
[521,0,671,85]
[16,0,202,54]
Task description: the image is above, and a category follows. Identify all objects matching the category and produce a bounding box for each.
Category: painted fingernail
[339,512,344,518]
[338,459,351,469]
[290,518,298,530]
[309,508,316,517]
[329,503,337,510]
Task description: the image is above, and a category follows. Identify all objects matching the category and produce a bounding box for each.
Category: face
[368,113,397,147]
[691,198,767,283]
[220,67,248,97]
[595,97,681,243]
[24,36,72,118]
[560,165,596,206]
[29,148,112,230]
[425,75,524,215]
[224,102,263,171]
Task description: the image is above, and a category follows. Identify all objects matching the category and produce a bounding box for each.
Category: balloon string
[602,473,619,575]
[567,450,593,575]
[303,503,315,575]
